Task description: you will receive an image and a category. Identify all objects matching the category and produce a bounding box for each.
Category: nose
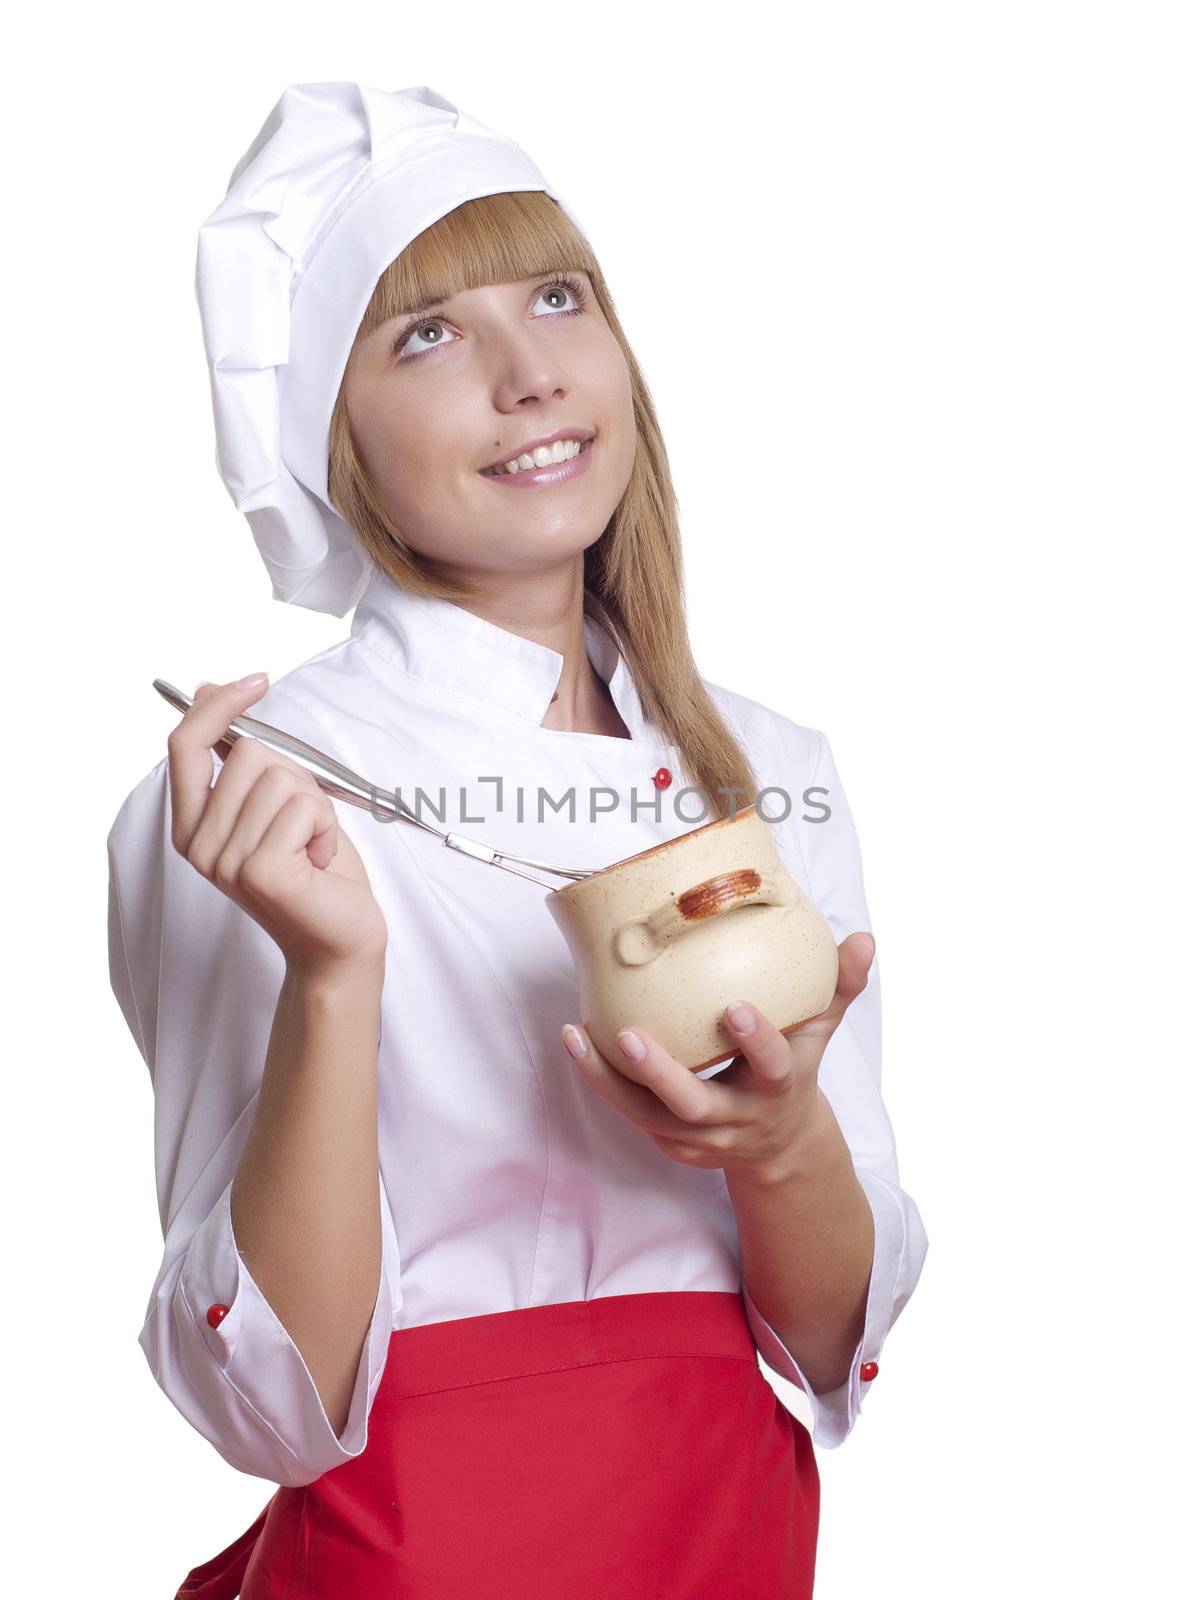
[488,325,571,413]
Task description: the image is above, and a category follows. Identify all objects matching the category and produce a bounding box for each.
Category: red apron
[176,1289,819,1599]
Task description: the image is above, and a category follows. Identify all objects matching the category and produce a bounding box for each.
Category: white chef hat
[194,81,590,617]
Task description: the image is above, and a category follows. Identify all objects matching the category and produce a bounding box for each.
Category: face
[341,269,636,583]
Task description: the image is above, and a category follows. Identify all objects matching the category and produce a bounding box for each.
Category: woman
[106,82,928,1598]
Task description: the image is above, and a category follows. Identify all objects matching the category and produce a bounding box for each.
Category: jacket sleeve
[106,739,402,1487]
[741,723,929,1449]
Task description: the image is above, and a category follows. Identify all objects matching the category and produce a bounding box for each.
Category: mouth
[479,435,596,490]
[480,428,596,475]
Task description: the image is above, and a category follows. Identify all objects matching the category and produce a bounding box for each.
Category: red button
[652,767,672,789]
[206,1302,231,1328]
[860,1360,879,1381]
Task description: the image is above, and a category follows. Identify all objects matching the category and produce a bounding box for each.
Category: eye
[533,274,589,319]
[393,314,459,362]
[391,273,589,363]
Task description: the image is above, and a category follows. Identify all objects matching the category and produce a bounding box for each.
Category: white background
[5,3,1188,1594]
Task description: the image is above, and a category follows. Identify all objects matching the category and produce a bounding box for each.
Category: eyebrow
[390,268,578,322]
[395,291,452,318]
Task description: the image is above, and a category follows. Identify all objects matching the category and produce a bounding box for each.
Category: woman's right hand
[167,674,389,979]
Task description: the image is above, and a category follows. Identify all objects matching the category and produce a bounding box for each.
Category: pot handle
[614,867,790,968]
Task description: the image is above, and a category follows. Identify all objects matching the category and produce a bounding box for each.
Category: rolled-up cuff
[173,1174,397,1479]
[742,1167,912,1448]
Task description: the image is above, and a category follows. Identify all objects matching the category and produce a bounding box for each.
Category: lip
[479,436,595,491]
[480,427,596,473]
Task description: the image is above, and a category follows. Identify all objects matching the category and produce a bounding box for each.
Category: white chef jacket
[106,567,929,1489]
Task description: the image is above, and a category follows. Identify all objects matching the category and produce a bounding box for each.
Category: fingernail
[235,672,269,690]
[617,1029,646,1062]
[562,1024,588,1061]
[726,1002,755,1035]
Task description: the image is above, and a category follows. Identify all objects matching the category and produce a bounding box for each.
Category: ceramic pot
[547,802,839,1073]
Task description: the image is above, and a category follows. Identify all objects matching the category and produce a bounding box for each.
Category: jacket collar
[350,566,665,746]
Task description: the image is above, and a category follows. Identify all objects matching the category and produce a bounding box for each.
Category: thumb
[838,931,876,1001]
[307,826,339,872]
[815,932,876,1028]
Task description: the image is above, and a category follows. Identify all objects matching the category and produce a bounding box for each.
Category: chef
[106,80,929,1599]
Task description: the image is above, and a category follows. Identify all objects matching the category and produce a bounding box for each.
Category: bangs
[356,189,598,342]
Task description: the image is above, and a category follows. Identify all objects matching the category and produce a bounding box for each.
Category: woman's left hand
[561,931,876,1183]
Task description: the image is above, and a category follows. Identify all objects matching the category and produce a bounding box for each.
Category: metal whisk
[153,679,602,890]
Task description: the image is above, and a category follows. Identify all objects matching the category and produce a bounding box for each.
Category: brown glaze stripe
[676,868,762,922]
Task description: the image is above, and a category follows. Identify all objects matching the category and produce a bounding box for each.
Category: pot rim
[548,800,761,899]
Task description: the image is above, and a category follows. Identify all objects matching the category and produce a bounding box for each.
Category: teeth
[492,438,585,474]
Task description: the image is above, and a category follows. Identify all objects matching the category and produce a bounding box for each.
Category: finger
[195,682,238,751]
[237,770,339,878]
[646,1130,730,1168]
[209,762,332,890]
[564,1024,744,1133]
[720,1000,798,1089]
[185,737,290,877]
[192,681,239,764]
[181,692,330,875]
[240,789,338,900]
[786,931,877,1039]
[167,674,269,850]
[610,1024,754,1124]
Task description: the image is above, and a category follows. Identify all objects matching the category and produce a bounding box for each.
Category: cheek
[356,404,432,499]
[598,345,636,435]
[603,359,637,477]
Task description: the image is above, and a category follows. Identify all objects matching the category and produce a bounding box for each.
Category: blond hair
[328,189,758,818]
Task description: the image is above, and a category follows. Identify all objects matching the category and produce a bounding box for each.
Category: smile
[479,437,595,490]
